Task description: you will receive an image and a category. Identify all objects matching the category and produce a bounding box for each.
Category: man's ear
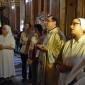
[54,21,56,25]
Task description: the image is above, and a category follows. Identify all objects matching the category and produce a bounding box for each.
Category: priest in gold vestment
[37,15,65,85]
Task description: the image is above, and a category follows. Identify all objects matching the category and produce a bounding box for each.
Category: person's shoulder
[20,32,25,37]
[21,32,24,35]
[66,39,71,43]
[0,35,2,37]
[65,40,72,45]
[0,35,2,39]
[0,35,3,38]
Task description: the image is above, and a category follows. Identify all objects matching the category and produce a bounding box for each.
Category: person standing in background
[20,23,32,82]
[28,24,43,85]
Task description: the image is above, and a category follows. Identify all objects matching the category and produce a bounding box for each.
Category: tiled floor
[14,53,22,79]
[14,53,32,85]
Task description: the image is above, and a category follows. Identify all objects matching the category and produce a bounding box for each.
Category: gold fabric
[43,28,65,85]
[45,28,64,64]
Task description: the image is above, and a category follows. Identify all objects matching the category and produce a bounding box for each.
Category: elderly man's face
[70,19,83,36]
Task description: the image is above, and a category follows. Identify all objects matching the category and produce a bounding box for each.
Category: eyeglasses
[46,19,54,23]
[71,22,80,26]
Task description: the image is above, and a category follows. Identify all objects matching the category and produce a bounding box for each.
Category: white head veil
[3,25,12,36]
[78,18,85,31]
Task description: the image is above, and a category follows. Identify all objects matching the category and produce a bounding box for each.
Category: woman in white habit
[0,25,15,78]
[58,18,85,85]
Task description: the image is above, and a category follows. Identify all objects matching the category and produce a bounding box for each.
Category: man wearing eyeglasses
[37,15,65,85]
